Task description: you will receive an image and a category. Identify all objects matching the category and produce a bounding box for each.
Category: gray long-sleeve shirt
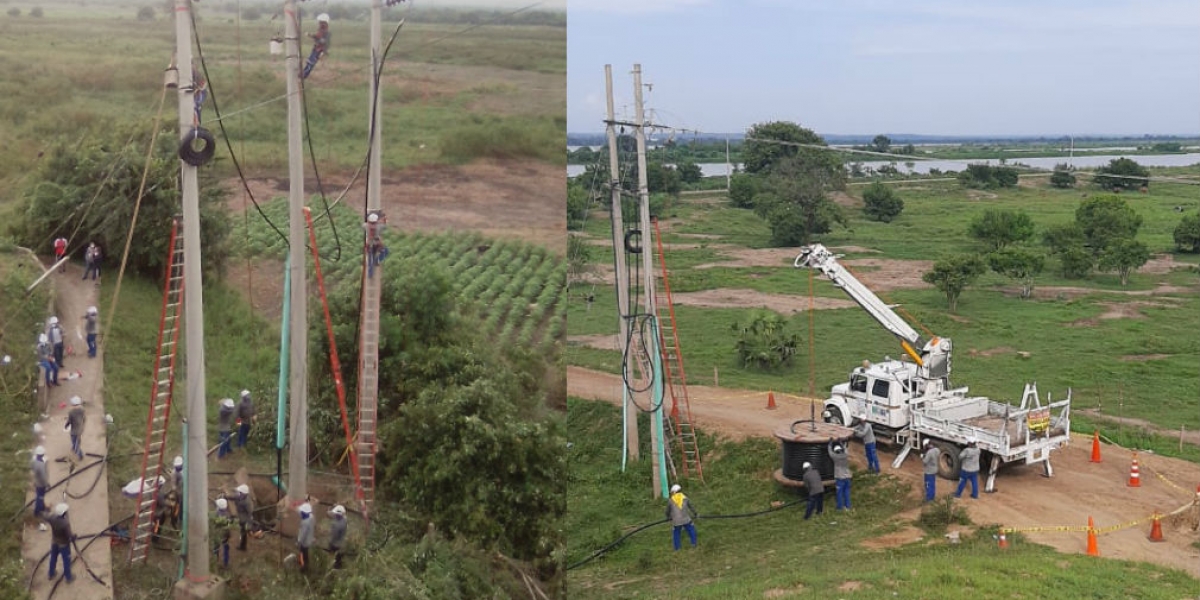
[297,515,315,548]
[665,494,696,526]
[37,342,53,361]
[802,466,824,498]
[48,324,64,345]
[234,493,254,526]
[31,457,48,488]
[922,446,941,476]
[959,446,981,473]
[328,516,347,550]
[48,513,73,546]
[854,421,876,445]
[829,444,851,480]
[67,407,85,437]
[218,404,234,433]
[84,314,97,335]
[237,396,255,422]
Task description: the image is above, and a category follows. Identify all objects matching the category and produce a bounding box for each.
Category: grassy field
[0,0,565,187]
[568,176,1200,436]
[566,398,1200,600]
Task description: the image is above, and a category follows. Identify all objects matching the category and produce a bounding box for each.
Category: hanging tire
[936,441,961,480]
[178,127,216,167]
[623,229,643,254]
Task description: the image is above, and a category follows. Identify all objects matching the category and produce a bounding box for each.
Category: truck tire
[935,441,961,480]
[823,406,845,426]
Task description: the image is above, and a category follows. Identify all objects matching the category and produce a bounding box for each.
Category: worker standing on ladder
[301,14,331,79]
[82,306,98,358]
[235,389,256,450]
[217,398,235,459]
[364,210,388,278]
[65,396,85,460]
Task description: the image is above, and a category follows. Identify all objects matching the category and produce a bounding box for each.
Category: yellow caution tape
[1142,462,1193,497]
[1003,498,1195,536]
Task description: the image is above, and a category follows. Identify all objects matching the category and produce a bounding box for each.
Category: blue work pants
[671,522,697,550]
[834,478,851,510]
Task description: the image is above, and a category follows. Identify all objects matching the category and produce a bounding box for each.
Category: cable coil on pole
[178,127,216,167]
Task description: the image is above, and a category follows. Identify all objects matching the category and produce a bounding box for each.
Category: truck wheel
[936,442,961,480]
[823,406,845,426]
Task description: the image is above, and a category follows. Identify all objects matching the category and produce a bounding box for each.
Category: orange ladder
[129,218,185,563]
[652,218,702,481]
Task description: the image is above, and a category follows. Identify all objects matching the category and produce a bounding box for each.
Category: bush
[30,7,42,17]
[1049,163,1076,188]
[1094,157,1149,191]
[916,497,971,535]
[728,173,760,208]
[136,6,155,20]
[1174,211,1200,253]
[861,182,904,222]
[732,311,800,370]
[6,8,19,17]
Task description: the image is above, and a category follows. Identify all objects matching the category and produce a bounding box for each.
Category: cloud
[568,0,710,15]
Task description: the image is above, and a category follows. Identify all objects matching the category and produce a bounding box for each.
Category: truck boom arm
[795,244,952,381]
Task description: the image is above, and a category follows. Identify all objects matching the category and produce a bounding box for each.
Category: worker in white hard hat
[233,484,256,551]
[802,462,825,520]
[296,502,315,572]
[82,306,99,358]
[302,13,332,79]
[46,315,65,368]
[852,413,880,473]
[65,396,85,460]
[37,332,59,387]
[30,445,49,518]
[665,483,698,550]
[828,438,852,510]
[82,242,102,281]
[212,497,235,569]
[173,455,184,492]
[921,439,941,502]
[217,398,236,459]
[235,389,256,450]
[954,439,982,500]
[327,504,348,569]
[363,210,388,278]
[47,503,75,583]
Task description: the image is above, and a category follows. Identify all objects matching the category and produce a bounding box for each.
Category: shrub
[916,497,971,535]
[861,182,904,223]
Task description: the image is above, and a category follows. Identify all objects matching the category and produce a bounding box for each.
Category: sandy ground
[23,262,113,599]
[567,366,1200,577]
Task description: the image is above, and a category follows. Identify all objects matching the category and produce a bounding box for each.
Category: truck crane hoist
[794,244,1072,492]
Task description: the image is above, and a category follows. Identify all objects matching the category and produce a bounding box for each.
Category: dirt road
[23,262,113,599]
[568,366,1200,578]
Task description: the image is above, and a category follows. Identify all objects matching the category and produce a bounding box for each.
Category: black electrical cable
[189,10,290,249]
[565,499,806,571]
[620,314,663,409]
[10,451,142,522]
[296,71,342,262]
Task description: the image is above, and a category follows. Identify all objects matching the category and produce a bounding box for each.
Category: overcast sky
[568,0,1200,136]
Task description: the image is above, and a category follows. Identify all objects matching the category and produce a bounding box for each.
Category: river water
[566,153,1200,178]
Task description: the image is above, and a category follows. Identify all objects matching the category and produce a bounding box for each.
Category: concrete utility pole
[604,65,638,463]
[172,0,220,597]
[368,0,383,213]
[632,64,666,498]
[284,0,308,506]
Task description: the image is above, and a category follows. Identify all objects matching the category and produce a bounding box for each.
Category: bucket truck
[795,244,1071,492]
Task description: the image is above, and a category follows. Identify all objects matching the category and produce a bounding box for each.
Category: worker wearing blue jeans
[955,440,981,499]
[853,416,880,473]
[666,484,698,550]
[921,440,941,502]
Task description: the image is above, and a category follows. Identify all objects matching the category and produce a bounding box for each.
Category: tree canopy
[742,121,841,177]
[861,182,904,223]
[1174,211,1200,253]
[1075,194,1143,254]
[922,254,987,313]
[1093,157,1149,191]
[763,156,846,246]
[968,209,1035,250]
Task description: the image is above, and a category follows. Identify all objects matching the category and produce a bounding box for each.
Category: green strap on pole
[649,317,669,498]
[177,420,187,581]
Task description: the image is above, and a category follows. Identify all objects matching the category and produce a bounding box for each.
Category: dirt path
[23,262,113,599]
[568,367,1200,577]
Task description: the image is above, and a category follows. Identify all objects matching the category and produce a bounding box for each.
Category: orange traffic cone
[1148,512,1165,542]
[1086,516,1099,556]
[1090,430,1102,463]
[1128,453,1141,487]
[997,529,1009,549]
[766,391,777,410]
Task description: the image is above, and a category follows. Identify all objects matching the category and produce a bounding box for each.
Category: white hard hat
[240,389,251,398]
[70,396,82,406]
[236,484,250,495]
[33,423,44,435]
[968,438,978,445]
[330,505,346,516]
[174,456,183,468]
[222,398,235,408]
[49,317,58,325]
[39,333,48,344]
[833,444,844,453]
[802,462,812,470]
[215,498,228,510]
[87,306,97,315]
[670,484,681,494]
[35,445,45,456]
[53,503,68,517]
[367,212,379,223]
[922,439,931,447]
[317,13,330,23]
[299,503,312,515]
[105,413,114,425]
